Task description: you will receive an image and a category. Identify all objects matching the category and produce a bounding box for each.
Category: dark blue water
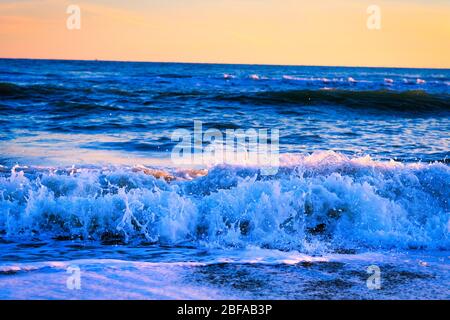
[0,59,449,166]
[0,59,449,299]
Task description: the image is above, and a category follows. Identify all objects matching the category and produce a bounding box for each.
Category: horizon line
[1,57,449,71]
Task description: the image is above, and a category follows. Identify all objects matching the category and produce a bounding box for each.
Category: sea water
[0,59,448,299]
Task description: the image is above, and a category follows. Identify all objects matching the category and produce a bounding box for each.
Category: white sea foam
[282,75,302,81]
[223,73,235,79]
[0,151,448,251]
[416,78,426,84]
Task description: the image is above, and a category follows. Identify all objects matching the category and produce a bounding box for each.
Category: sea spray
[0,152,448,252]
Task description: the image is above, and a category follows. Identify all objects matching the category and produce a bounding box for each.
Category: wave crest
[217,89,450,113]
[0,152,448,252]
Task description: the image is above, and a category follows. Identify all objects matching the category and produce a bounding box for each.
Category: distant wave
[2,82,449,115]
[0,82,139,99]
[214,89,450,113]
[0,152,448,252]
[0,82,70,98]
[136,89,450,114]
[138,89,450,113]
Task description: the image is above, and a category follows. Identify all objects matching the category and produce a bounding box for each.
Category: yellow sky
[0,0,449,68]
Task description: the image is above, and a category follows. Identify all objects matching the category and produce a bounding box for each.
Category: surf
[0,151,448,252]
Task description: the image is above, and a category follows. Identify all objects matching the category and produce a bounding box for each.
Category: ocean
[0,59,449,299]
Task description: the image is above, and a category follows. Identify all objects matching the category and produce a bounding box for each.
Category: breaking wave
[0,152,448,252]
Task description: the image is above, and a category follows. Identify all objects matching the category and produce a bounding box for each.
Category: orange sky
[0,0,449,68]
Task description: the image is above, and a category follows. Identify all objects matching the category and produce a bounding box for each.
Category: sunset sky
[0,0,449,68]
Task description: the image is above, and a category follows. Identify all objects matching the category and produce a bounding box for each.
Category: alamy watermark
[171,121,280,175]
[66,5,81,30]
[366,5,381,30]
[66,265,81,290]
[366,265,381,290]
